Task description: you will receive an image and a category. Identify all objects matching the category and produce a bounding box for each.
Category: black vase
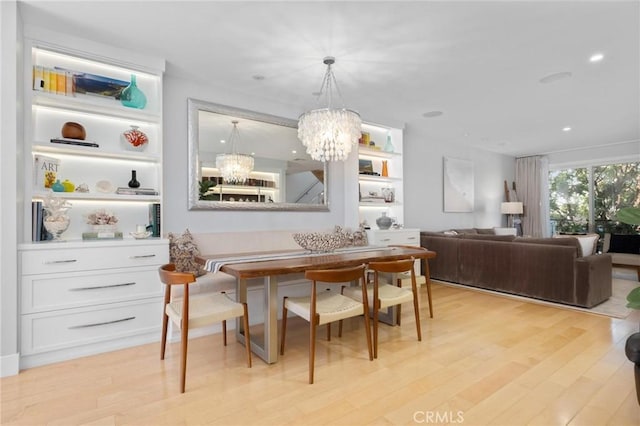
[128,170,140,188]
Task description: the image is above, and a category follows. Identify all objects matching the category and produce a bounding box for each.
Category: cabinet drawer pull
[130,254,156,259]
[407,237,417,240]
[44,259,78,264]
[69,282,136,292]
[68,316,135,329]
[380,238,391,242]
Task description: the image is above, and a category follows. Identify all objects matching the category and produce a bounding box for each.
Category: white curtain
[515,156,549,237]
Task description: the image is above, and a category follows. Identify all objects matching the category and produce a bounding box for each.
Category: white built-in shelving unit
[18,30,168,369]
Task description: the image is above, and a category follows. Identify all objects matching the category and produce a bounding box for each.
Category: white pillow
[553,234,599,256]
[493,227,517,236]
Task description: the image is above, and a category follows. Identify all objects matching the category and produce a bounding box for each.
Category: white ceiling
[17,0,640,157]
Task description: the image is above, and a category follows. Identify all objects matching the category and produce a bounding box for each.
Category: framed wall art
[443,157,474,212]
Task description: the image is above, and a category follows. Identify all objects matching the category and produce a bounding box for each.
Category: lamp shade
[501,201,523,214]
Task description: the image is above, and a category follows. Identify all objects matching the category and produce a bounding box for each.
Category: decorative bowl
[61,121,86,140]
[293,231,346,253]
[130,231,152,239]
[95,180,114,193]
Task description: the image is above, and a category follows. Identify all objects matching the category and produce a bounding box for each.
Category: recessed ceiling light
[292,150,297,154]
[562,127,572,132]
[589,53,604,63]
[220,139,226,144]
[539,71,572,84]
[422,111,443,118]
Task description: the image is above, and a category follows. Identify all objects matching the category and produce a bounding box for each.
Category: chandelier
[298,56,362,162]
[215,120,254,184]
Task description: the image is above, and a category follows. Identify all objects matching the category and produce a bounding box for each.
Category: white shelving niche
[24,41,164,241]
[358,123,405,229]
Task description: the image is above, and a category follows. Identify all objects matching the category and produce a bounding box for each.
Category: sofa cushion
[608,234,640,255]
[513,237,582,256]
[463,234,516,242]
[452,228,478,234]
[553,233,599,257]
[475,228,496,235]
[168,229,207,277]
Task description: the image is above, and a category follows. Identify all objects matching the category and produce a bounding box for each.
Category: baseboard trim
[1,353,20,377]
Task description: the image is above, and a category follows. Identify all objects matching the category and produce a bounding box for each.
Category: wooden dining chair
[279,264,373,384]
[390,245,434,319]
[159,264,251,393]
[342,257,421,358]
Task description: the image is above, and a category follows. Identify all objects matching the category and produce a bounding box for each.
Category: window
[549,161,639,240]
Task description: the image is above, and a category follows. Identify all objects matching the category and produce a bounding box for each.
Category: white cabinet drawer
[21,298,162,355]
[21,243,168,275]
[22,267,163,314]
[368,229,420,246]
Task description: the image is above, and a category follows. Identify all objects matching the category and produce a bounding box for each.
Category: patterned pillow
[168,229,207,277]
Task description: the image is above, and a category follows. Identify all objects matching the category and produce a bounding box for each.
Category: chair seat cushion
[343,283,414,309]
[167,293,244,329]
[285,293,364,325]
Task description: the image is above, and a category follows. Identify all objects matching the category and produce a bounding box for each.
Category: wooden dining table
[196,245,436,364]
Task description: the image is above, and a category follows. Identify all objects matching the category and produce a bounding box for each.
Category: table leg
[235,275,279,364]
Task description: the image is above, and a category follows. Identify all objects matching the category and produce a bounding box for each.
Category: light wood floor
[2,282,640,426]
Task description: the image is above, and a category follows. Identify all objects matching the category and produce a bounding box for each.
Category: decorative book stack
[82,230,123,240]
[116,187,158,196]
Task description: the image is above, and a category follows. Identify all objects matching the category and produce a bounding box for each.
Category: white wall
[0,0,21,377]
[162,74,349,235]
[403,123,515,232]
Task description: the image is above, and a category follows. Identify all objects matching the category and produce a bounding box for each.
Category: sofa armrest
[574,253,612,307]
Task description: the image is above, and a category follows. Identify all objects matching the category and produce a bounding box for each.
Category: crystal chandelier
[215,120,254,184]
[298,57,362,162]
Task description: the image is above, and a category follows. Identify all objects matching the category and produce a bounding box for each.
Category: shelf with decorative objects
[358,122,404,231]
[24,37,165,243]
[19,30,167,370]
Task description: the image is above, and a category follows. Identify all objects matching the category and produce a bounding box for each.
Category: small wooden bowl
[61,122,86,140]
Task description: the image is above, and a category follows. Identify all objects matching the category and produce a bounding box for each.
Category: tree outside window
[549,161,639,243]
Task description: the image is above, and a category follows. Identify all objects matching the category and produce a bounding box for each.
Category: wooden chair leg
[280,297,288,355]
[363,302,374,362]
[423,263,434,318]
[426,277,434,318]
[180,324,189,393]
[338,286,345,338]
[373,299,379,359]
[327,323,331,341]
[412,285,422,342]
[161,310,169,360]
[309,318,317,384]
[222,320,227,346]
[242,303,252,368]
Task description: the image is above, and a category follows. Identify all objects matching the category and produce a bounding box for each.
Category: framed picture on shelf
[68,70,129,99]
[359,159,374,174]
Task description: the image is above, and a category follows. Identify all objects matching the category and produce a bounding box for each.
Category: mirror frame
[187,98,330,211]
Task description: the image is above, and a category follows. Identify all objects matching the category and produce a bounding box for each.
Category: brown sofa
[420,230,612,308]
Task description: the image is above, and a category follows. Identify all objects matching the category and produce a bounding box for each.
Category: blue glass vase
[120,75,147,109]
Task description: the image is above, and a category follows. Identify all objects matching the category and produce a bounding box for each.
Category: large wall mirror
[188,99,329,211]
